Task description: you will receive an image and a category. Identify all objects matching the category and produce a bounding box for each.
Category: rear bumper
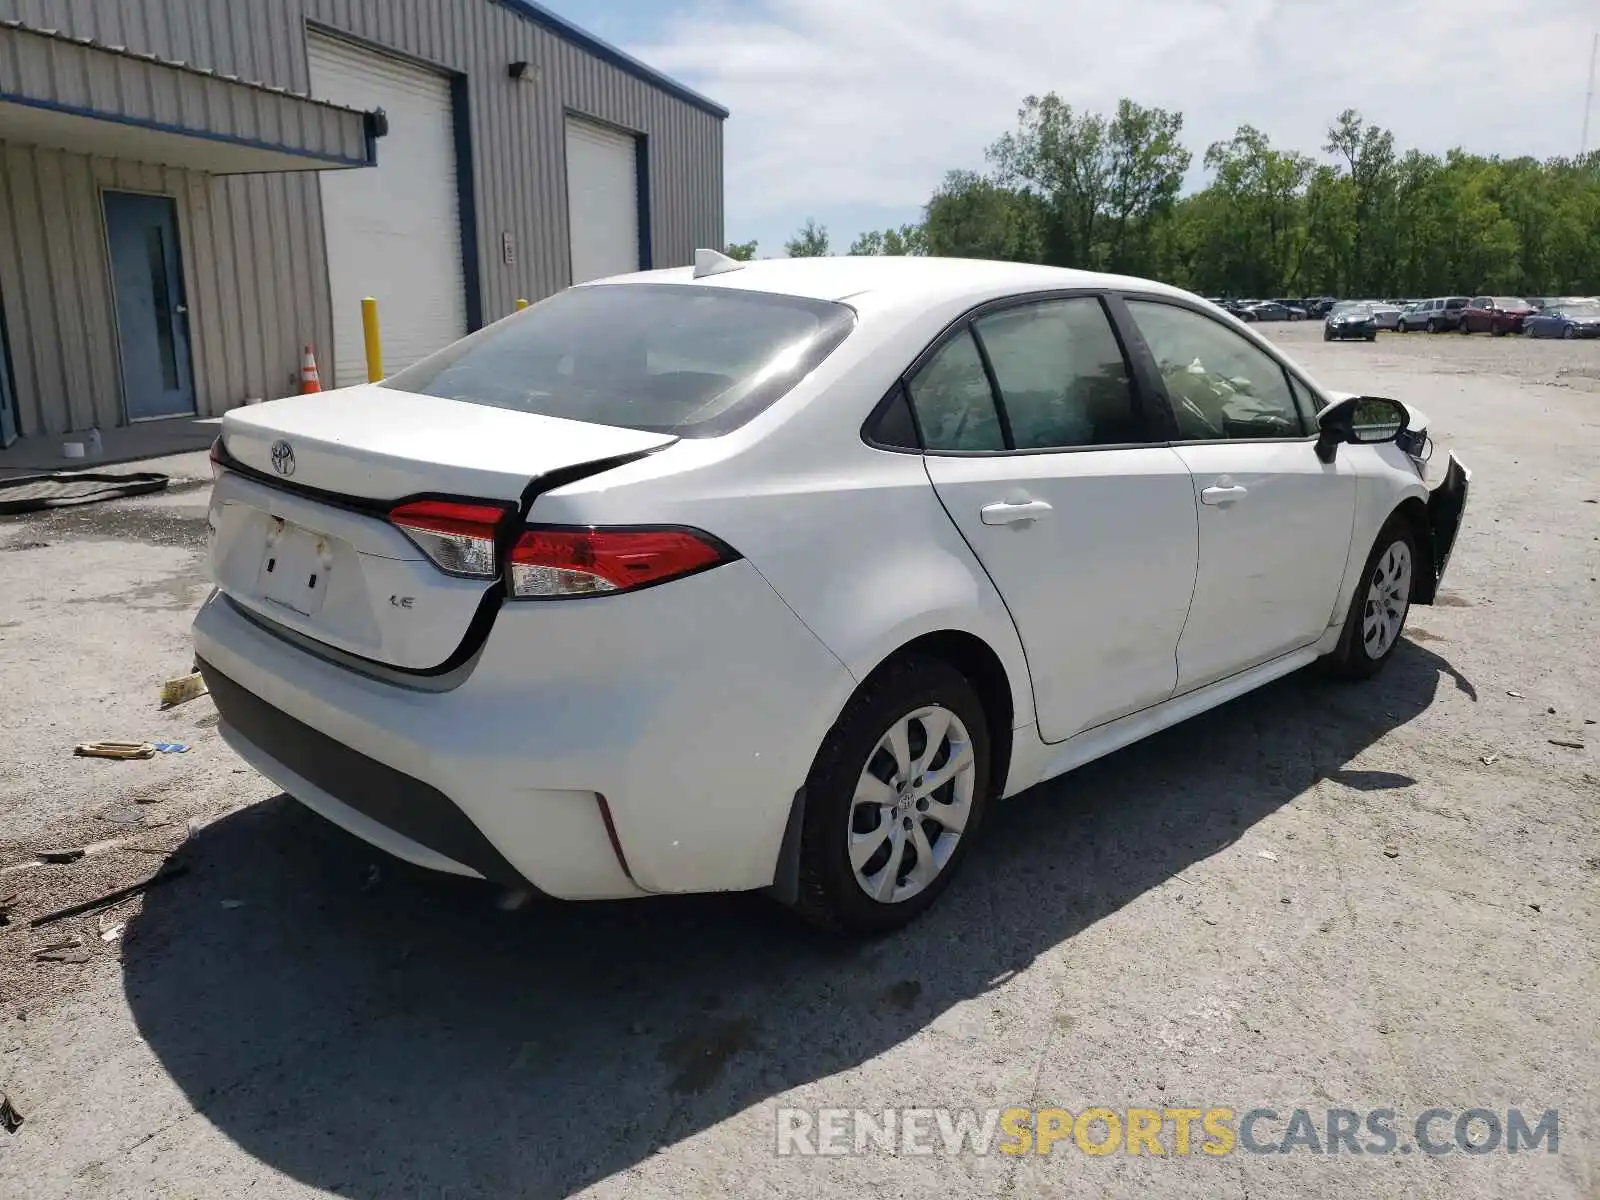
[193,561,855,899]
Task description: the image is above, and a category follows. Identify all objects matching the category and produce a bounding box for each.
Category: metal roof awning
[0,20,378,174]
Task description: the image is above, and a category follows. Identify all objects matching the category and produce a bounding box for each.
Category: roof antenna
[693,248,745,279]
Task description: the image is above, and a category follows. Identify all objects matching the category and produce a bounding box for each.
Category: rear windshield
[1444,298,1467,309]
[382,283,857,437]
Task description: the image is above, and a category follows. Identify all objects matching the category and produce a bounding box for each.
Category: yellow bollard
[361,297,383,382]
[515,298,529,311]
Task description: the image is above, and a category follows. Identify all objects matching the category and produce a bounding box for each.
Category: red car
[1457,295,1536,336]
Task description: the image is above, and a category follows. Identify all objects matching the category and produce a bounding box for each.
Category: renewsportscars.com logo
[775,1106,1560,1158]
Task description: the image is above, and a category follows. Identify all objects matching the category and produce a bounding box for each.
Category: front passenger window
[1124,300,1307,441]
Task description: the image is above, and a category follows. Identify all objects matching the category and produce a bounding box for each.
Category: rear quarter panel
[531,294,1041,780]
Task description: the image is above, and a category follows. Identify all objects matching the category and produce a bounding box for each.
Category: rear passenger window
[972,298,1144,448]
[907,330,1005,452]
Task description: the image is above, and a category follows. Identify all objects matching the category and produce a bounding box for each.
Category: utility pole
[1584,32,1598,157]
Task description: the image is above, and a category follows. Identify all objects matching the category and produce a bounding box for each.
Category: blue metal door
[104,191,195,420]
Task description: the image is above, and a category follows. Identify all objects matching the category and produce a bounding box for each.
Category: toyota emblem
[270,439,296,477]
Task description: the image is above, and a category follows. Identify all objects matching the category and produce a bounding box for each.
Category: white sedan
[195,254,1470,934]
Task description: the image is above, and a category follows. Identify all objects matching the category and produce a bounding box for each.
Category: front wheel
[1324,518,1417,680]
[1425,318,1438,333]
[1397,321,1409,334]
[1324,328,1334,342]
[790,657,992,934]
[1458,320,1471,334]
[1365,332,1377,342]
[1563,326,1575,340]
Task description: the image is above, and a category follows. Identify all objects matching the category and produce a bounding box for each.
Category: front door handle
[1200,484,1249,506]
[980,499,1053,525]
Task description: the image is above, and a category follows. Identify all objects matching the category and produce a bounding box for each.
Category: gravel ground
[0,329,1596,1199]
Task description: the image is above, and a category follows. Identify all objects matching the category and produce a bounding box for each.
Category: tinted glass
[907,330,1005,452]
[381,283,856,437]
[867,384,920,449]
[1124,301,1307,440]
[1472,297,1492,308]
[972,298,1143,448]
[1493,297,1528,308]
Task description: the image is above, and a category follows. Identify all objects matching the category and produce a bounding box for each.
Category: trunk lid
[220,385,675,503]
[209,387,675,671]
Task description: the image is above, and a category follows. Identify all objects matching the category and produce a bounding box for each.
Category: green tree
[723,239,758,261]
[785,219,831,258]
[848,224,927,255]
[1104,99,1192,275]
[988,93,1109,267]
[922,170,1042,261]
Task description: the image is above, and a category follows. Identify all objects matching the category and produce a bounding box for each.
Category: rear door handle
[980,499,1053,525]
[1200,484,1249,506]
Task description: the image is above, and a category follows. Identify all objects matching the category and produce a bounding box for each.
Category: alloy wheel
[848,705,976,904]
[1362,540,1412,659]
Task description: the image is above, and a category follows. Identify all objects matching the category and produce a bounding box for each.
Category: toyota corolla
[195,254,1470,934]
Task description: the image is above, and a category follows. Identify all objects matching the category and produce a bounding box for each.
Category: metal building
[0,0,726,447]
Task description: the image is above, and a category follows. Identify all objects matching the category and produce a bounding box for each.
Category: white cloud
[632,0,1595,247]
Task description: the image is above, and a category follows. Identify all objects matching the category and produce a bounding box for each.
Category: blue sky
[544,0,1599,259]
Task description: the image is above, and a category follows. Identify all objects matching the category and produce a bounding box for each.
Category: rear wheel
[1324,517,1417,680]
[1365,331,1377,342]
[791,657,992,934]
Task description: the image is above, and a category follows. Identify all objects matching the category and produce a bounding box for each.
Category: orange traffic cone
[300,344,322,394]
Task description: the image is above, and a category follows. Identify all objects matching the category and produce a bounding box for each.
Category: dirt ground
[0,325,1596,1199]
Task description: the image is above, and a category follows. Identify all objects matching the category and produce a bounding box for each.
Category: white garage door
[565,117,640,285]
[307,33,467,387]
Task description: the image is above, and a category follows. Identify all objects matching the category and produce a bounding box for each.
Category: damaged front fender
[1416,453,1470,604]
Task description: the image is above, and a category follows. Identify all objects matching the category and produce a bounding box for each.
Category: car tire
[1425,318,1438,333]
[1365,332,1377,342]
[1491,322,1505,337]
[1324,328,1334,342]
[790,656,992,935]
[1459,320,1471,334]
[1323,516,1418,681]
[1563,326,1575,340]
[1397,321,1409,334]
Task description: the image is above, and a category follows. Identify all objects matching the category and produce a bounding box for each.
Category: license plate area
[257,517,336,616]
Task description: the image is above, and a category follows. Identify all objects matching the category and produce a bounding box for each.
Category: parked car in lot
[195,255,1471,933]
[1242,301,1296,322]
[1324,301,1378,342]
[1458,296,1536,335]
[1367,302,1402,331]
[1397,296,1469,334]
[1523,301,1600,339]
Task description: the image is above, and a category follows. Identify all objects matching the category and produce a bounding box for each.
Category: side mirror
[1315,396,1409,463]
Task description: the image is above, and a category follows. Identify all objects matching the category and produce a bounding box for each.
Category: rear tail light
[389,499,510,578]
[508,527,732,598]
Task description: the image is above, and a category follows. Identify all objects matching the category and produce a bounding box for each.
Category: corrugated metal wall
[1,0,724,436]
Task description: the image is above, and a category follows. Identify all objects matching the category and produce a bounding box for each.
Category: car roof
[582,255,1197,309]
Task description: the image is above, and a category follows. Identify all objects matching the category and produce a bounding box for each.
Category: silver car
[1397,297,1469,334]
[1368,302,1402,331]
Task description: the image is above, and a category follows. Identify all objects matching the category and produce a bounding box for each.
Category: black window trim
[866,288,1169,458]
[861,285,1337,456]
